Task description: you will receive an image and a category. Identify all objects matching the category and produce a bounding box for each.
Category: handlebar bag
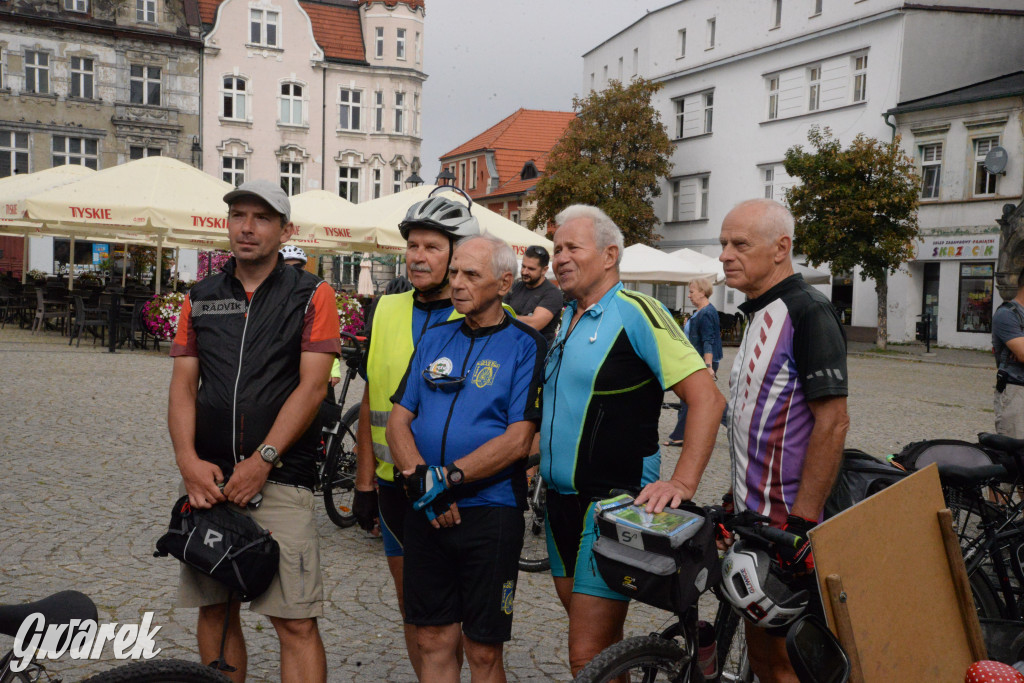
[154,495,279,601]
[593,499,720,612]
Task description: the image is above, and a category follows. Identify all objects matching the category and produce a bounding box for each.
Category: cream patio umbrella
[348,185,554,256]
[620,244,707,284]
[289,189,377,251]
[668,248,726,284]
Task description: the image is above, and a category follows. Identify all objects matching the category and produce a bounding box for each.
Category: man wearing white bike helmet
[279,245,307,267]
[719,198,849,683]
[354,187,480,677]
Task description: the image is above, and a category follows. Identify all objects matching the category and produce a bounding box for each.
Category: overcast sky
[418,0,670,181]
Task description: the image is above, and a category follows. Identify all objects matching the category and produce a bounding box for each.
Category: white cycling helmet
[279,245,307,264]
[720,541,809,629]
[398,187,480,241]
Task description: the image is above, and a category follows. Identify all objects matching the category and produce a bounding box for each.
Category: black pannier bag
[592,496,721,612]
[824,448,909,519]
[893,439,996,472]
[155,495,279,601]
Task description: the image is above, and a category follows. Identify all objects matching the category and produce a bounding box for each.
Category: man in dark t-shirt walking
[504,244,563,346]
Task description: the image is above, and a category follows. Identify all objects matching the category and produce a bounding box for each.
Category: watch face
[448,469,463,485]
[260,445,278,463]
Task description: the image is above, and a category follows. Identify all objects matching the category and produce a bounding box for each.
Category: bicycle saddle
[0,590,97,637]
[979,432,1024,455]
[937,463,1008,487]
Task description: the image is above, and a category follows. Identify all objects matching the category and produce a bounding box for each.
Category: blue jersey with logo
[392,316,545,508]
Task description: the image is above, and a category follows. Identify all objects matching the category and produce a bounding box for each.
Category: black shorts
[764,570,825,638]
[402,505,524,643]
[378,481,410,558]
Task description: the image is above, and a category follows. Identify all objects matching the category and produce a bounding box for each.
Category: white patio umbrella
[348,185,553,256]
[794,261,831,285]
[668,248,726,284]
[289,189,379,251]
[357,258,374,296]
[620,244,706,284]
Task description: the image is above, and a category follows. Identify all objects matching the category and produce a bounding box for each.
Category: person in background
[664,277,723,447]
[503,244,563,347]
[993,264,1024,438]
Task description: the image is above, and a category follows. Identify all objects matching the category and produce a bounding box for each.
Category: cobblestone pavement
[0,325,995,681]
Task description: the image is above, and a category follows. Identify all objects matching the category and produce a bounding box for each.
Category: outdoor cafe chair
[69,295,108,347]
[0,283,13,329]
[32,288,66,334]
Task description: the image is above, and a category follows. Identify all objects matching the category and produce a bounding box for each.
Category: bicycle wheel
[79,659,230,682]
[574,634,691,683]
[519,472,549,572]
[716,610,752,683]
[971,570,1003,620]
[323,404,359,528]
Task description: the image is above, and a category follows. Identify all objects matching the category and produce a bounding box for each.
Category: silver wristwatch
[258,443,282,468]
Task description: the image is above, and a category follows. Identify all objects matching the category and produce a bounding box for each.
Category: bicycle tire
[79,659,230,682]
[971,569,1003,620]
[519,470,549,572]
[323,404,359,528]
[573,634,692,683]
[713,600,753,682]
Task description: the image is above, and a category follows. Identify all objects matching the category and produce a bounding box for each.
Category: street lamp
[435,168,455,186]
[191,136,202,168]
[405,172,423,188]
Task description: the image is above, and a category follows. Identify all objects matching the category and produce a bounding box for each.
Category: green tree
[784,126,921,349]
[529,78,673,246]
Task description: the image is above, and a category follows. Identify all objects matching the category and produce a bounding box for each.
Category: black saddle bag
[155,495,279,601]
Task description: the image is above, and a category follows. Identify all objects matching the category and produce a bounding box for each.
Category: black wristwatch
[446,463,464,487]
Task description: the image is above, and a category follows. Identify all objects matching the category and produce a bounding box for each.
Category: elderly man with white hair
[540,204,725,676]
[387,234,546,683]
[719,198,849,683]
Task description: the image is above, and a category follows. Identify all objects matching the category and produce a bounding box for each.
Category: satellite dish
[985,146,1008,175]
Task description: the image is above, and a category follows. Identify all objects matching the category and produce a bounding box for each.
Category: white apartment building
[583,0,1024,345]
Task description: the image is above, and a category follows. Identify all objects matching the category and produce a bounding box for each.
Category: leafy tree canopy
[529,78,674,246]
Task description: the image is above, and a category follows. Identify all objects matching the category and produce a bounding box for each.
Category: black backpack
[824,448,909,519]
[892,439,996,472]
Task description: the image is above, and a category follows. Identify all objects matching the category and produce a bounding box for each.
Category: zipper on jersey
[231,280,264,463]
[544,311,581,486]
[439,335,475,466]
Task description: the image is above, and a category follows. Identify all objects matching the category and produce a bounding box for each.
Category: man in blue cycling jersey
[540,204,725,676]
[387,234,545,682]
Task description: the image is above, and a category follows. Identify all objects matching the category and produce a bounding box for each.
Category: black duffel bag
[824,448,909,519]
[154,495,279,601]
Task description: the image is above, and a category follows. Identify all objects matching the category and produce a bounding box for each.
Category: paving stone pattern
[0,326,994,681]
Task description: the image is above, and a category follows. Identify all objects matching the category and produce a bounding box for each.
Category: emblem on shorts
[501,580,515,615]
[622,575,638,591]
[471,360,499,388]
[427,357,454,378]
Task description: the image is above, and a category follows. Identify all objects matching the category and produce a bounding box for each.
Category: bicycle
[520,452,549,572]
[0,590,229,683]
[574,510,801,683]
[316,332,365,528]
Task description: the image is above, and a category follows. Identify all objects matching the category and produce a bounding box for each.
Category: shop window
[957,262,993,333]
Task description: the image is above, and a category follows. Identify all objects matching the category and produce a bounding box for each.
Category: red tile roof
[440,109,575,200]
[358,0,424,9]
[197,0,366,63]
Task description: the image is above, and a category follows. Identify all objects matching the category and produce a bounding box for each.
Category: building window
[617,57,623,80]
[603,65,608,82]
[136,0,155,22]
[250,9,279,47]
[470,159,477,189]
[52,136,98,169]
[24,51,49,94]
[674,98,684,139]
[590,73,595,90]
[852,54,868,102]
[394,92,405,134]
[510,211,520,225]
[771,0,782,28]
[375,27,384,59]
[338,88,361,131]
[372,168,381,199]
[222,76,247,120]
[414,32,421,63]
[280,82,303,126]
[808,65,821,111]
[70,57,94,99]
[632,47,638,75]
[974,136,999,196]
[130,65,160,105]
[703,91,714,134]
[678,29,686,58]
[699,176,709,219]
[373,91,384,132]
[669,180,680,221]
[459,161,466,188]
[223,156,245,187]
[65,0,88,12]
[396,28,406,60]
[706,18,716,49]
[339,167,359,203]
[129,146,160,159]
[280,161,301,196]
[413,93,420,134]
[763,167,775,199]
[767,75,779,120]
[813,0,822,15]
[920,143,942,199]
[393,169,402,194]
[0,131,30,178]
[957,262,993,333]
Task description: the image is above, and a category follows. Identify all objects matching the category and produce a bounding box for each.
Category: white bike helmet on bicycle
[398,187,480,296]
[279,244,307,264]
[720,541,809,629]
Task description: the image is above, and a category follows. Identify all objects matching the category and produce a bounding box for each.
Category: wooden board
[808,464,983,682]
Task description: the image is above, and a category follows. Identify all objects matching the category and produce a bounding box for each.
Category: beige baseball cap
[223,179,291,222]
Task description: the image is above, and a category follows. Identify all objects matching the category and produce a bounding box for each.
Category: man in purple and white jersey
[719,198,849,683]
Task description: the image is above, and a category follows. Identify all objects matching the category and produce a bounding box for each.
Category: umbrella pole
[121,241,127,289]
[155,238,162,295]
[21,235,28,284]
[68,234,75,291]
[171,247,180,291]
